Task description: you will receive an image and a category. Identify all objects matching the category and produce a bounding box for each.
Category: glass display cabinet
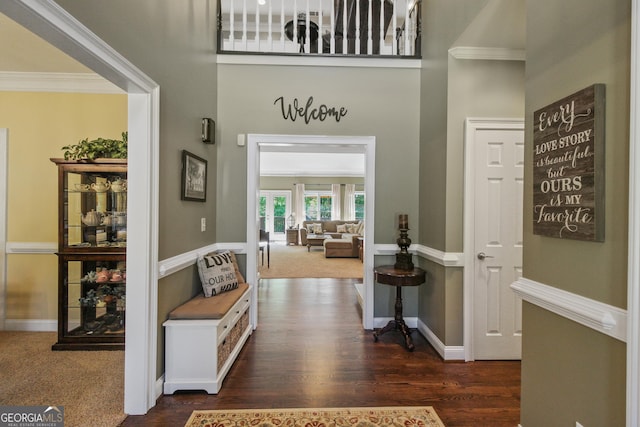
[50,159,127,350]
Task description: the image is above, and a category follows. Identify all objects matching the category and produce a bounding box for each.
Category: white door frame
[627,1,640,425]
[0,1,160,415]
[0,129,7,331]
[463,118,524,361]
[247,134,375,329]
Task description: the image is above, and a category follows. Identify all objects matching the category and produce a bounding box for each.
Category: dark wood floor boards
[121,278,520,427]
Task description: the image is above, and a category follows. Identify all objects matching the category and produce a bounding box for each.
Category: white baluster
[267,0,273,50]
[305,0,310,53]
[405,0,410,56]
[255,0,260,50]
[280,0,286,50]
[330,0,336,53]
[293,0,298,53]
[342,0,348,53]
[317,0,323,54]
[229,0,235,50]
[355,0,360,54]
[242,0,247,50]
[392,0,397,55]
[367,0,372,54]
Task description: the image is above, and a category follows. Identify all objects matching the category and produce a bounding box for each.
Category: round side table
[373,265,426,351]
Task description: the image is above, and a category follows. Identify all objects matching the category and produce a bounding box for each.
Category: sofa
[301,220,363,258]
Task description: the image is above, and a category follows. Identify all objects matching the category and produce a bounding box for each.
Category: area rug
[259,244,363,279]
[184,406,445,427]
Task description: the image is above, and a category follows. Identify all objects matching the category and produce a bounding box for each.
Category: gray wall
[216,64,421,245]
[56,0,219,377]
[417,0,525,347]
[521,0,629,425]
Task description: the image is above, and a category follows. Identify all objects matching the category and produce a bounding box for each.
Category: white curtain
[331,184,342,220]
[294,183,305,227]
[343,184,356,221]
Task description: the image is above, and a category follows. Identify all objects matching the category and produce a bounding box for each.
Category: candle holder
[394,227,413,270]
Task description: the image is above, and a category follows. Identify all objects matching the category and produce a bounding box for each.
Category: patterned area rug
[184,406,445,427]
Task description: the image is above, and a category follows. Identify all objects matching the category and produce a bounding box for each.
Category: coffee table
[307,234,330,252]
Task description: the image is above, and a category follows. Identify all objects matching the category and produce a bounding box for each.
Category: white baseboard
[4,319,57,331]
[155,375,165,401]
[374,317,464,360]
[417,318,465,361]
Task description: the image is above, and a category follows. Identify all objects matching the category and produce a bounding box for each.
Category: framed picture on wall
[181,150,207,202]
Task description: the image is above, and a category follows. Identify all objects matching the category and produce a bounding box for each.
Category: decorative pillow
[336,224,347,233]
[217,250,245,284]
[345,223,359,233]
[357,221,365,236]
[197,251,239,297]
[307,223,322,234]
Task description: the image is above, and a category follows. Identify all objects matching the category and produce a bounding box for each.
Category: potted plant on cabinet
[62,131,128,161]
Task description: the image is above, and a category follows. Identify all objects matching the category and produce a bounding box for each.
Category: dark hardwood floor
[121,278,520,427]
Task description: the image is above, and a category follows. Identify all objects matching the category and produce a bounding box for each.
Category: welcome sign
[532,84,605,241]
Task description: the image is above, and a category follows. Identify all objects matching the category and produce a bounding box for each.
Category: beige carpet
[0,331,125,427]
[185,407,445,427]
[259,243,363,279]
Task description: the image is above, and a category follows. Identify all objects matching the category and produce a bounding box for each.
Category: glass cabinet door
[64,169,127,251]
[57,256,126,345]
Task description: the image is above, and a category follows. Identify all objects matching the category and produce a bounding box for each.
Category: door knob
[477,252,494,260]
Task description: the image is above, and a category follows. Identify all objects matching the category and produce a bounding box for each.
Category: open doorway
[246,134,376,330]
[0,2,159,415]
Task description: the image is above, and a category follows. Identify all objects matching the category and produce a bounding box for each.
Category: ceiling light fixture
[258,0,266,5]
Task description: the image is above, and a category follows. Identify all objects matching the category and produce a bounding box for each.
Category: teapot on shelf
[101,214,113,226]
[81,209,102,227]
[91,181,111,193]
[110,179,127,193]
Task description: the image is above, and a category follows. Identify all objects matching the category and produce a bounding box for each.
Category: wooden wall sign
[533,84,605,241]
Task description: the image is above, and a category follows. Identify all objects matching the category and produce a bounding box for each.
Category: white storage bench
[163,282,252,394]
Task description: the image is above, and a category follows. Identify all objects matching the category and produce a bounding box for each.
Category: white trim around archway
[0,0,160,415]
[627,1,640,425]
[246,134,376,330]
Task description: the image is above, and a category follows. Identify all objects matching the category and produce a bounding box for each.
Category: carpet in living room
[258,243,363,279]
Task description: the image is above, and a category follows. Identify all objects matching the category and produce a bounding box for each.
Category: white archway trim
[0,129,7,332]
[628,1,640,426]
[0,0,160,415]
[246,134,376,329]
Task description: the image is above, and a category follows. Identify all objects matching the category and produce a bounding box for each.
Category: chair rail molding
[6,242,57,254]
[158,243,247,278]
[511,277,627,342]
[374,244,464,267]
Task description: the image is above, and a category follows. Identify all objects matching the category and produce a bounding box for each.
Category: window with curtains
[355,191,365,220]
[304,191,333,221]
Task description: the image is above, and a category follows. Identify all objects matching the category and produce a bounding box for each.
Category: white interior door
[472,125,524,360]
[259,191,291,241]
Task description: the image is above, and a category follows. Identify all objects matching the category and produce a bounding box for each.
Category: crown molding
[0,71,124,93]
[449,46,526,61]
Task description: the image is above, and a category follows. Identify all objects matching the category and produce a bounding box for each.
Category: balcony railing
[217,0,421,58]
